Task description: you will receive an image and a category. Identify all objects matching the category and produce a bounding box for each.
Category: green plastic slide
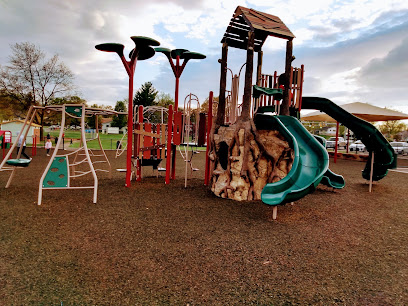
[302,97,397,181]
[255,114,329,206]
[313,135,345,189]
[320,168,345,189]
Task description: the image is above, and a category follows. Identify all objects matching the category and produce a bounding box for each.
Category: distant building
[101,118,113,134]
[101,118,126,134]
[317,126,337,136]
[0,120,41,145]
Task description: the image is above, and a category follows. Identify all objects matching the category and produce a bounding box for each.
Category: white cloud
[1,0,408,109]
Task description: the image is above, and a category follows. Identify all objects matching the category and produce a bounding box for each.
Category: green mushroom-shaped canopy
[156,47,206,61]
[130,36,160,47]
[129,46,156,61]
[129,36,160,60]
[182,51,206,60]
[96,37,160,61]
[95,43,125,57]
[155,47,171,57]
[170,49,189,59]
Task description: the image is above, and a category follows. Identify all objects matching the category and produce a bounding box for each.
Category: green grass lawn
[45,130,127,150]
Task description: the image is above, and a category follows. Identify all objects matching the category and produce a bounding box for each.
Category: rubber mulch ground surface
[0,149,407,304]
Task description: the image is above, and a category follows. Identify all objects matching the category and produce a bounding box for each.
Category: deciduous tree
[0,42,75,138]
[377,120,407,141]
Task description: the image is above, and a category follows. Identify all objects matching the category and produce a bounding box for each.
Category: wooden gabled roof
[221,6,295,51]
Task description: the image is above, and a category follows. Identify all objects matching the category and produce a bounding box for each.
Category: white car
[390,142,408,155]
[326,137,347,149]
[349,140,366,152]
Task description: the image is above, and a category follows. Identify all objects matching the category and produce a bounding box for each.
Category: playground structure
[132,105,167,181]
[0,130,12,160]
[206,6,396,219]
[0,104,121,204]
[0,8,393,217]
[181,93,201,187]
[96,36,161,187]
[154,47,206,184]
[96,38,208,187]
[224,65,305,124]
[130,95,208,187]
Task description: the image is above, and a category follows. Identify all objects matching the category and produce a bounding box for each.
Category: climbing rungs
[43,157,69,188]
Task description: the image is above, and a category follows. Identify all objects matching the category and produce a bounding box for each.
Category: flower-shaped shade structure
[183,51,206,60]
[170,49,189,59]
[94,35,161,188]
[154,47,171,57]
[129,47,155,61]
[96,37,160,61]
[95,43,125,57]
[129,36,160,61]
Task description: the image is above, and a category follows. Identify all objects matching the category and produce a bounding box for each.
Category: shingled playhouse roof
[221,6,295,52]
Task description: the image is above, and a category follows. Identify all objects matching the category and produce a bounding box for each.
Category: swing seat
[141,158,162,170]
[6,158,31,167]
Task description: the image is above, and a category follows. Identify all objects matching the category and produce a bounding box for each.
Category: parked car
[390,142,408,155]
[349,140,366,152]
[326,137,347,149]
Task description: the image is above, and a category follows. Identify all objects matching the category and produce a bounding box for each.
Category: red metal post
[125,73,134,187]
[175,55,180,110]
[204,91,213,186]
[31,136,35,156]
[165,105,173,184]
[1,133,4,160]
[298,64,304,111]
[168,55,181,181]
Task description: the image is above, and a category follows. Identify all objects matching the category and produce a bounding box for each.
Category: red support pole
[171,144,176,180]
[125,74,134,187]
[298,64,304,112]
[334,121,339,163]
[165,105,173,184]
[204,91,213,186]
[32,135,37,156]
[174,55,180,110]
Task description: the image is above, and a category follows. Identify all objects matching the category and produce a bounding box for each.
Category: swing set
[0,104,122,205]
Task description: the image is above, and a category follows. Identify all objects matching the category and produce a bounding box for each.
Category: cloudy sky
[1,0,408,115]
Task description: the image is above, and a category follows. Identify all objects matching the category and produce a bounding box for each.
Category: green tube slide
[302,97,397,181]
[255,114,329,206]
[313,135,345,189]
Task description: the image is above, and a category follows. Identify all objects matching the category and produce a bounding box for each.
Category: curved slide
[255,114,329,206]
[313,135,345,189]
[302,97,397,181]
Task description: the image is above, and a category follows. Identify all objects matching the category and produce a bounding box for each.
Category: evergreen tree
[133,82,158,108]
[111,100,127,129]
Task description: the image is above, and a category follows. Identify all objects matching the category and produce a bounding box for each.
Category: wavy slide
[313,135,345,189]
[302,97,397,181]
[255,114,329,206]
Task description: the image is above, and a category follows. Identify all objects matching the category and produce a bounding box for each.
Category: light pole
[155,48,206,182]
[95,36,160,187]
